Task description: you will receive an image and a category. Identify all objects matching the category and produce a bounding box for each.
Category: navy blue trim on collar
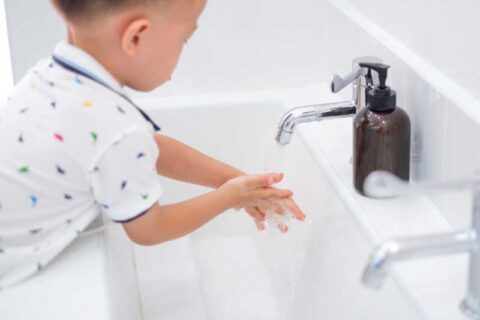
[52,55,161,132]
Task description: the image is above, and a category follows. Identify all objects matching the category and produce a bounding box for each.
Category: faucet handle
[331,67,366,93]
[363,171,480,199]
[330,56,383,93]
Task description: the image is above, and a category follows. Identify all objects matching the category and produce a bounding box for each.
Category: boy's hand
[246,198,306,232]
[220,173,306,232]
[220,173,292,209]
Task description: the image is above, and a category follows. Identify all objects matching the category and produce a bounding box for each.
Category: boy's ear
[121,18,151,56]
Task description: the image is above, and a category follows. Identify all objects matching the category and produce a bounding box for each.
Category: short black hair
[52,0,161,22]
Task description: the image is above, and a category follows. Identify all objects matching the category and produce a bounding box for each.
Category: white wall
[323,0,480,230]
[0,0,13,102]
[333,0,480,104]
[147,0,329,97]
[4,0,65,82]
[4,0,329,96]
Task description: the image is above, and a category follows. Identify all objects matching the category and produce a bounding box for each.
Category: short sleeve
[89,127,162,223]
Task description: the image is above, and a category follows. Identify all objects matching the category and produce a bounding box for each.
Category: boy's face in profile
[52,0,207,91]
[130,0,206,91]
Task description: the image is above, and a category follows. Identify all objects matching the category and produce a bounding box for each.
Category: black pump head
[359,62,390,89]
[359,62,396,112]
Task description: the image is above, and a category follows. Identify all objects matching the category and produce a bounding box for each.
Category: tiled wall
[324,0,479,229]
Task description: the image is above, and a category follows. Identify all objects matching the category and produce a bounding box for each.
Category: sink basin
[104,88,421,320]
[2,85,462,320]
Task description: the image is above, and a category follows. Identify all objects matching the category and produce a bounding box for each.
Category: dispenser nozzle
[359,63,390,89]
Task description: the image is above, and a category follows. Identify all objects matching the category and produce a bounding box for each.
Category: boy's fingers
[255,219,266,231]
[269,172,284,184]
[247,173,284,188]
[284,199,306,220]
[244,207,266,231]
[256,188,292,200]
[278,223,288,233]
[272,202,284,214]
[245,206,265,221]
[255,199,283,215]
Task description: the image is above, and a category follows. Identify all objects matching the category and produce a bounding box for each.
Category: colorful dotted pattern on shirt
[1,73,153,230]
[0,45,162,291]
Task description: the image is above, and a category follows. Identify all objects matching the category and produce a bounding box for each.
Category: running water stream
[255,141,313,319]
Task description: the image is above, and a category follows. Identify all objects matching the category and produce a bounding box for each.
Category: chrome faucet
[362,171,480,319]
[275,56,382,145]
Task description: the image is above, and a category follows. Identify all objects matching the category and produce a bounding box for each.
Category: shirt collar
[53,42,124,93]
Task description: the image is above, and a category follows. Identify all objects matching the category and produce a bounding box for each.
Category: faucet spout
[275,56,383,145]
[362,229,478,289]
[275,100,357,145]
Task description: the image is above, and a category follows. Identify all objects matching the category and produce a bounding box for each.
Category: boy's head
[51,0,206,91]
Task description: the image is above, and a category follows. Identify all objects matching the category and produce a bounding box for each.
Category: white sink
[1,84,466,320]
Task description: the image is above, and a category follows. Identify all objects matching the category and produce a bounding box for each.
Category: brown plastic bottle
[353,63,411,195]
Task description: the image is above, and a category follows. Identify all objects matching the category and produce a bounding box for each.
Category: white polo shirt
[0,42,163,289]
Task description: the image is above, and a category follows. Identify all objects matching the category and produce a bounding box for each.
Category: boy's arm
[123,189,233,245]
[122,173,292,245]
[154,134,244,188]
[152,134,306,231]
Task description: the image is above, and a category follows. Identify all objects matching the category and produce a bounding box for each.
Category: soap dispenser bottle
[353,63,411,195]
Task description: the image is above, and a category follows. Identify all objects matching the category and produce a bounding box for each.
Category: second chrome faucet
[362,171,480,319]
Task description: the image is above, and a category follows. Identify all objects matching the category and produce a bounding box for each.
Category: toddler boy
[0,0,305,289]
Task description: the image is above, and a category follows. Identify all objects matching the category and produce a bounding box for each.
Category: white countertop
[299,118,468,320]
[277,85,470,320]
